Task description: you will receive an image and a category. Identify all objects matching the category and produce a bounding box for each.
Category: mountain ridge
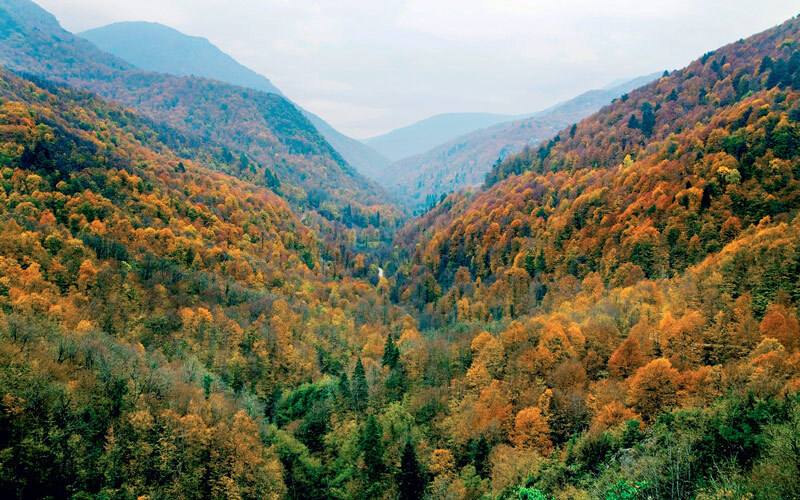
[390,73,661,210]
[80,21,392,182]
[81,21,284,95]
[397,14,800,325]
[0,64,396,497]
[0,0,401,239]
[364,111,520,162]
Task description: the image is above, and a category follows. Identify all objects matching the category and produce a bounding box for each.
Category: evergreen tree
[385,364,408,401]
[474,436,491,478]
[221,146,234,163]
[360,415,384,481]
[382,334,400,368]
[535,249,547,274]
[238,152,249,171]
[640,102,656,137]
[338,372,352,407]
[297,401,330,453]
[352,358,369,412]
[667,88,679,101]
[523,252,537,277]
[397,440,426,500]
[759,55,774,74]
[264,168,280,190]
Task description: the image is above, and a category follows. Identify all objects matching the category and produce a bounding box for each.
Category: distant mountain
[303,111,391,181]
[81,21,391,182]
[81,21,283,94]
[364,112,518,162]
[0,0,399,235]
[391,73,661,210]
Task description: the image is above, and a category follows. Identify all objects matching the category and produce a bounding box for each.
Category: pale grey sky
[38,0,799,138]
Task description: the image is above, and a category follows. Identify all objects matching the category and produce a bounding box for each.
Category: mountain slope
[365,112,517,162]
[0,67,332,497]
[391,74,660,210]
[4,52,800,499]
[396,15,800,325]
[81,21,391,181]
[0,0,399,238]
[81,21,282,94]
[379,17,800,497]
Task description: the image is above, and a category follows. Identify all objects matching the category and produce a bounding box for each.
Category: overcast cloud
[37,0,800,138]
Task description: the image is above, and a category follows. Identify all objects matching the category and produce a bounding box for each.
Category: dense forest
[0,0,800,499]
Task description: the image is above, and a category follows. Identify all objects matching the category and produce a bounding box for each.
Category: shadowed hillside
[81,21,392,182]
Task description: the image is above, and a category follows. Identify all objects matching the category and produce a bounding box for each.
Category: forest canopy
[1,1,800,499]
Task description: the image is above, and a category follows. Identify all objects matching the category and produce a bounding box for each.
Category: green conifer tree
[397,440,426,500]
[352,358,369,412]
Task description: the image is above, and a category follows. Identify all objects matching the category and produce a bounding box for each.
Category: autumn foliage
[1,2,800,499]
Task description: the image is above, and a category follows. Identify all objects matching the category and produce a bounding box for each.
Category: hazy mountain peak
[0,0,57,32]
[80,20,283,95]
[0,0,133,75]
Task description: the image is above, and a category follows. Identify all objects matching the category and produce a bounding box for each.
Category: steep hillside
[81,21,391,182]
[365,112,516,162]
[0,0,400,239]
[398,15,800,326]
[391,74,659,211]
[370,18,800,497]
[0,67,405,497]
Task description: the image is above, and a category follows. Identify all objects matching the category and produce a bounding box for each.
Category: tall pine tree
[397,440,426,500]
[360,415,384,481]
[385,364,408,402]
[382,334,400,368]
[352,358,369,412]
[338,372,352,408]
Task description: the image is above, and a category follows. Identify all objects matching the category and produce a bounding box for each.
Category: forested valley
[1,1,800,499]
